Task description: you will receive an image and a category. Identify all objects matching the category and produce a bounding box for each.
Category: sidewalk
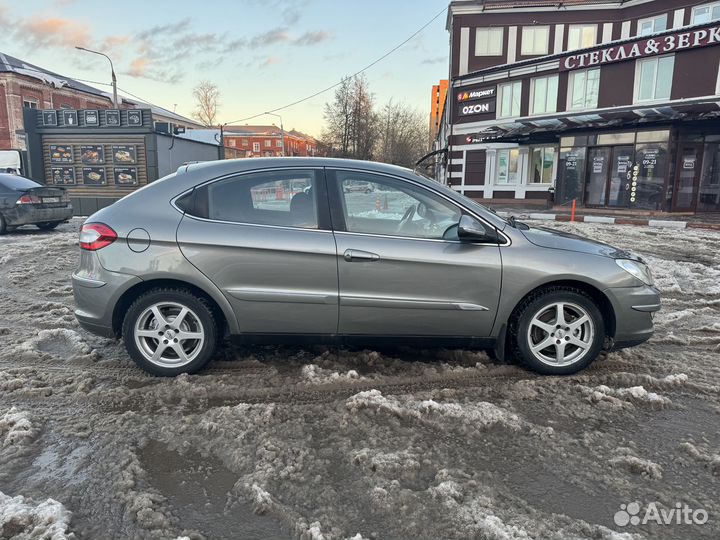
[488,205,720,231]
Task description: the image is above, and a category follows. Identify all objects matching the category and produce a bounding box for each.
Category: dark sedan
[0,174,73,234]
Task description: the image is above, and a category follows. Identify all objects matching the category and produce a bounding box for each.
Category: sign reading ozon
[561,24,720,71]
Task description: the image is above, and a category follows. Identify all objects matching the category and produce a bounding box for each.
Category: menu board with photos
[112,145,137,164]
[51,167,76,185]
[80,145,105,164]
[114,167,138,185]
[49,145,73,164]
[82,167,106,185]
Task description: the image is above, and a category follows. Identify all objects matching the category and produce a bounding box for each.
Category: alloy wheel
[526,301,595,367]
[134,302,205,368]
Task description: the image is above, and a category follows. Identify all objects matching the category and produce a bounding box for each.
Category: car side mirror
[458,215,499,243]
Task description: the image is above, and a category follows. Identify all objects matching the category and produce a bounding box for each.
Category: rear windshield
[0,174,41,191]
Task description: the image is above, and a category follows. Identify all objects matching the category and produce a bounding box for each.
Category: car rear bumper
[72,252,142,337]
[5,204,73,226]
[604,284,661,348]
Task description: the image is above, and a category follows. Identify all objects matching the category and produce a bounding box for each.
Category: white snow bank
[0,407,38,447]
[301,364,363,384]
[610,448,663,479]
[16,329,97,362]
[0,491,75,539]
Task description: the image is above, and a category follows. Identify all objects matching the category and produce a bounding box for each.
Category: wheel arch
[112,278,231,339]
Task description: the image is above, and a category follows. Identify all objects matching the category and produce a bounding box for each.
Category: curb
[496,211,720,231]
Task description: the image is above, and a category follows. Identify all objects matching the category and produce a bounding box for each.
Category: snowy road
[1,219,719,540]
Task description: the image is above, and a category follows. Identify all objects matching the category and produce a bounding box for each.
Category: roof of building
[175,128,221,146]
[451,0,622,8]
[224,125,284,136]
[0,52,201,128]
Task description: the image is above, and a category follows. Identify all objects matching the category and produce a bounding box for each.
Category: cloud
[294,31,332,46]
[17,16,92,48]
[260,56,282,68]
[249,27,292,48]
[421,56,447,65]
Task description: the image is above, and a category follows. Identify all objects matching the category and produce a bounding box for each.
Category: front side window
[636,55,674,102]
[567,25,597,51]
[194,170,318,229]
[521,26,550,56]
[530,147,556,184]
[568,68,600,110]
[530,75,558,115]
[475,27,504,56]
[692,2,720,24]
[496,149,520,184]
[498,81,522,118]
[637,14,667,36]
[335,171,461,240]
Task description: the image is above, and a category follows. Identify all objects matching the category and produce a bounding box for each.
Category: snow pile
[0,408,38,448]
[15,329,98,362]
[679,442,720,475]
[301,364,364,384]
[610,448,663,479]
[581,384,670,408]
[0,491,75,539]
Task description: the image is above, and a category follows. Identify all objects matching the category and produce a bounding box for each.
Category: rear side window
[0,174,40,191]
[189,170,319,229]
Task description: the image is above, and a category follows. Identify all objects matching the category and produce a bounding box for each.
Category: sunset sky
[0,0,449,136]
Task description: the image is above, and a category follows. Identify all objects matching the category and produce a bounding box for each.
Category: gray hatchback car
[72,158,660,376]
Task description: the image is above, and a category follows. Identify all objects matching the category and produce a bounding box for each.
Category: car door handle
[343,249,380,262]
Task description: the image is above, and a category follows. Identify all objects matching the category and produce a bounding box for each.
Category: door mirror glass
[458,215,499,243]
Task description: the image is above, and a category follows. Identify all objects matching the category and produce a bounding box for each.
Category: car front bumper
[604,284,661,349]
[6,204,73,226]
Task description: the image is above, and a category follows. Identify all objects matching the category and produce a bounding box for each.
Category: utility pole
[264,112,285,157]
[75,46,118,108]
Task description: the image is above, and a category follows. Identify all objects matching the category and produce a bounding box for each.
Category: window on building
[567,25,597,51]
[568,68,600,110]
[475,27,504,56]
[227,139,236,147]
[241,139,248,146]
[637,14,667,36]
[521,26,550,56]
[276,139,282,147]
[530,75,558,115]
[692,2,720,24]
[22,99,38,109]
[498,81,522,118]
[635,55,674,102]
[264,140,272,147]
[60,104,72,109]
[496,149,520,184]
[253,142,260,152]
[530,147,556,184]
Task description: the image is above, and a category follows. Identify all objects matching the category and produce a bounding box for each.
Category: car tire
[509,287,605,375]
[122,288,218,376]
[36,221,62,230]
[0,213,6,235]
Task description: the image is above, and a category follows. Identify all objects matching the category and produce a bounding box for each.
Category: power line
[224,5,448,125]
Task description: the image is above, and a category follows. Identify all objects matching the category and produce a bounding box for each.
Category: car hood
[520,225,642,261]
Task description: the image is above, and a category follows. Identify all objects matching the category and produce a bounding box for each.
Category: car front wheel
[36,221,62,230]
[122,288,218,376]
[510,288,605,375]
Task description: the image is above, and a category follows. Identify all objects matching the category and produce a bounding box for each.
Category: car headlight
[616,259,654,286]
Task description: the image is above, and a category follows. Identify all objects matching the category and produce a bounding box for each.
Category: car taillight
[16,194,35,205]
[79,223,117,251]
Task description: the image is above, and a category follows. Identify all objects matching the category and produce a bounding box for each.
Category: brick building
[223,125,319,157]
[0,52,202,151]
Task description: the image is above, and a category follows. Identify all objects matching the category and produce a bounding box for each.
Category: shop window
[698,143,720,211]
[634,55,674,103]
[558,147,587,204]
[475,27,504,56]
[521,26,550,56]
[567,25,597,51]
[637,14,667,36]
[530,147,556,184]
[498,81,522,118]
[496,149,520,184]
[568,69,600,110]
[530,75,558,115]
[692,2,720,24]
[597,132,635,145]
[22,99,38,109]
[634,143,668,210]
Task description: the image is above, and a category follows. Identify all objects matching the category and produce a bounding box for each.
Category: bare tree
[375,100,429,168]
[321,75,377,160]
[191,81,220,127]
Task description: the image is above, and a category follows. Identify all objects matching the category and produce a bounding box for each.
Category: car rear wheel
[36,221,62,230]
[122,288,218,376]
[509,288,605,375]
[0,213,6,235]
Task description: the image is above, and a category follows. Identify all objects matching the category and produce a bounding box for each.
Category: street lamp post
[264,112,285,157]
[75,46,118,108]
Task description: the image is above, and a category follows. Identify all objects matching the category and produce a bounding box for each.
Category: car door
[327,168,503,337]
[176,167,338,334]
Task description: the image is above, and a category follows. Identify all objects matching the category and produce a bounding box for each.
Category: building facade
[223,125,319,157]
[437,0,720,213]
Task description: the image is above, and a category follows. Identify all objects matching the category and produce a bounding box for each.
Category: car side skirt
[229,333,496,349]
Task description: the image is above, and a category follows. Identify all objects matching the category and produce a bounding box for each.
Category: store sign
[561,24,720,71]
[457,87,496,103]
[105,110,121,126]
[84,110,99,126]
[459,100,496,117]
[127,110,143,126]
[42,110,57,126]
